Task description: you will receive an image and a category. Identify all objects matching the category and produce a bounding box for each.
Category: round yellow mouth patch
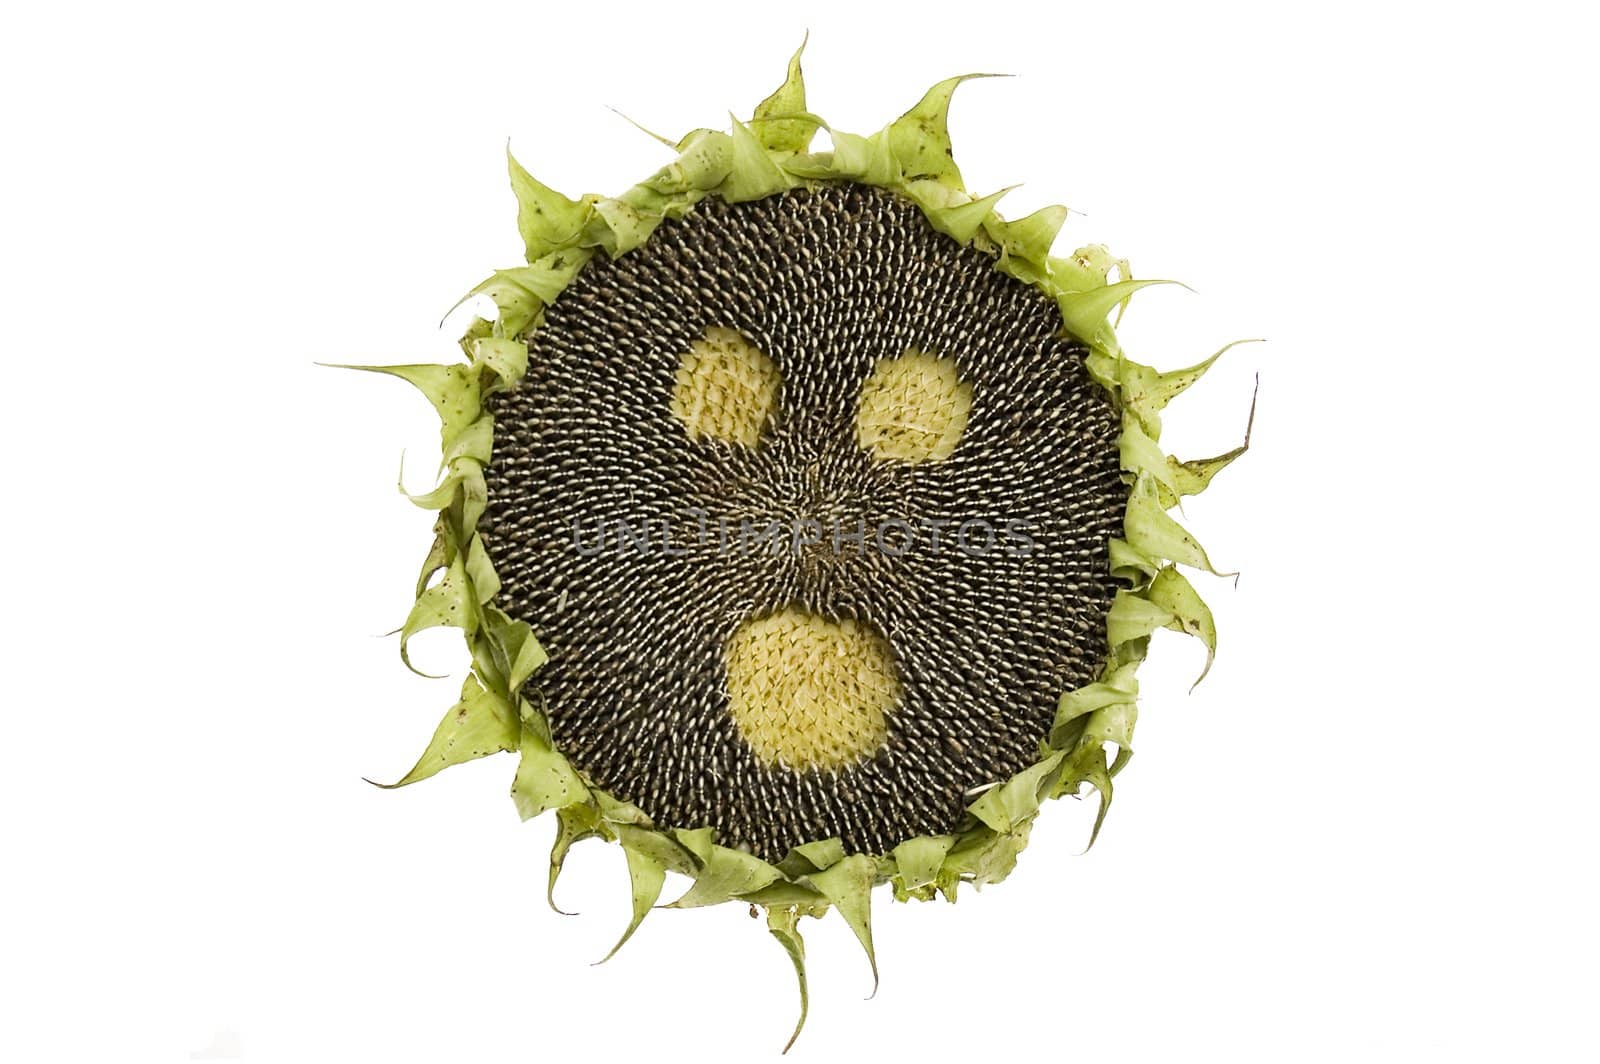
[670,325,780,446]
[724,607,900,772]
[854,350,972,463]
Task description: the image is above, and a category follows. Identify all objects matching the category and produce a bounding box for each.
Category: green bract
[347,42,1248,1051]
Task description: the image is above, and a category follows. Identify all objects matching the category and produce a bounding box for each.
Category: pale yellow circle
[854,350,973,463]
[669,326,780,446]
[724,607,900,772]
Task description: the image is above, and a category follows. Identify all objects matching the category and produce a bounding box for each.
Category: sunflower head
[347,41,1249,1050]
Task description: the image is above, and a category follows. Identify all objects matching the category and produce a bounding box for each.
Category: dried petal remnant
[725,608,899,771]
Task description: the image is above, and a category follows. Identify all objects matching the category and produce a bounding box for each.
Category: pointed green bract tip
[887,73,1003,189]
[507,148,588,263]
[753,36,819,154]
[767,906,810,1053]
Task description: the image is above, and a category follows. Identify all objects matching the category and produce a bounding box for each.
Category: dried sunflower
[344,43,1249,1049]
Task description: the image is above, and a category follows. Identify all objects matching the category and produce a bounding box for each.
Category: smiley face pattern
[479,183,1126,861]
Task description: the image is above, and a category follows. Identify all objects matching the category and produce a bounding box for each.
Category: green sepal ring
[342,41,1251,1052]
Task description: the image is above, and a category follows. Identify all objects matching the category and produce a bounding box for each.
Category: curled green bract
[352,40,1249,1051]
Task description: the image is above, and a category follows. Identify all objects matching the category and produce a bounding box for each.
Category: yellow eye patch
[724,607,900,772]
[669,326,780,446]
[854,350,972,463]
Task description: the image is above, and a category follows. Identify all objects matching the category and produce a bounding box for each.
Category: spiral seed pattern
[479,183,1126,862]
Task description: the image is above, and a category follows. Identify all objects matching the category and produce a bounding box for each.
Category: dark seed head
[478,182,1126,862]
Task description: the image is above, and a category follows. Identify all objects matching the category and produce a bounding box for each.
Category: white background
[3,1,1596,1061]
